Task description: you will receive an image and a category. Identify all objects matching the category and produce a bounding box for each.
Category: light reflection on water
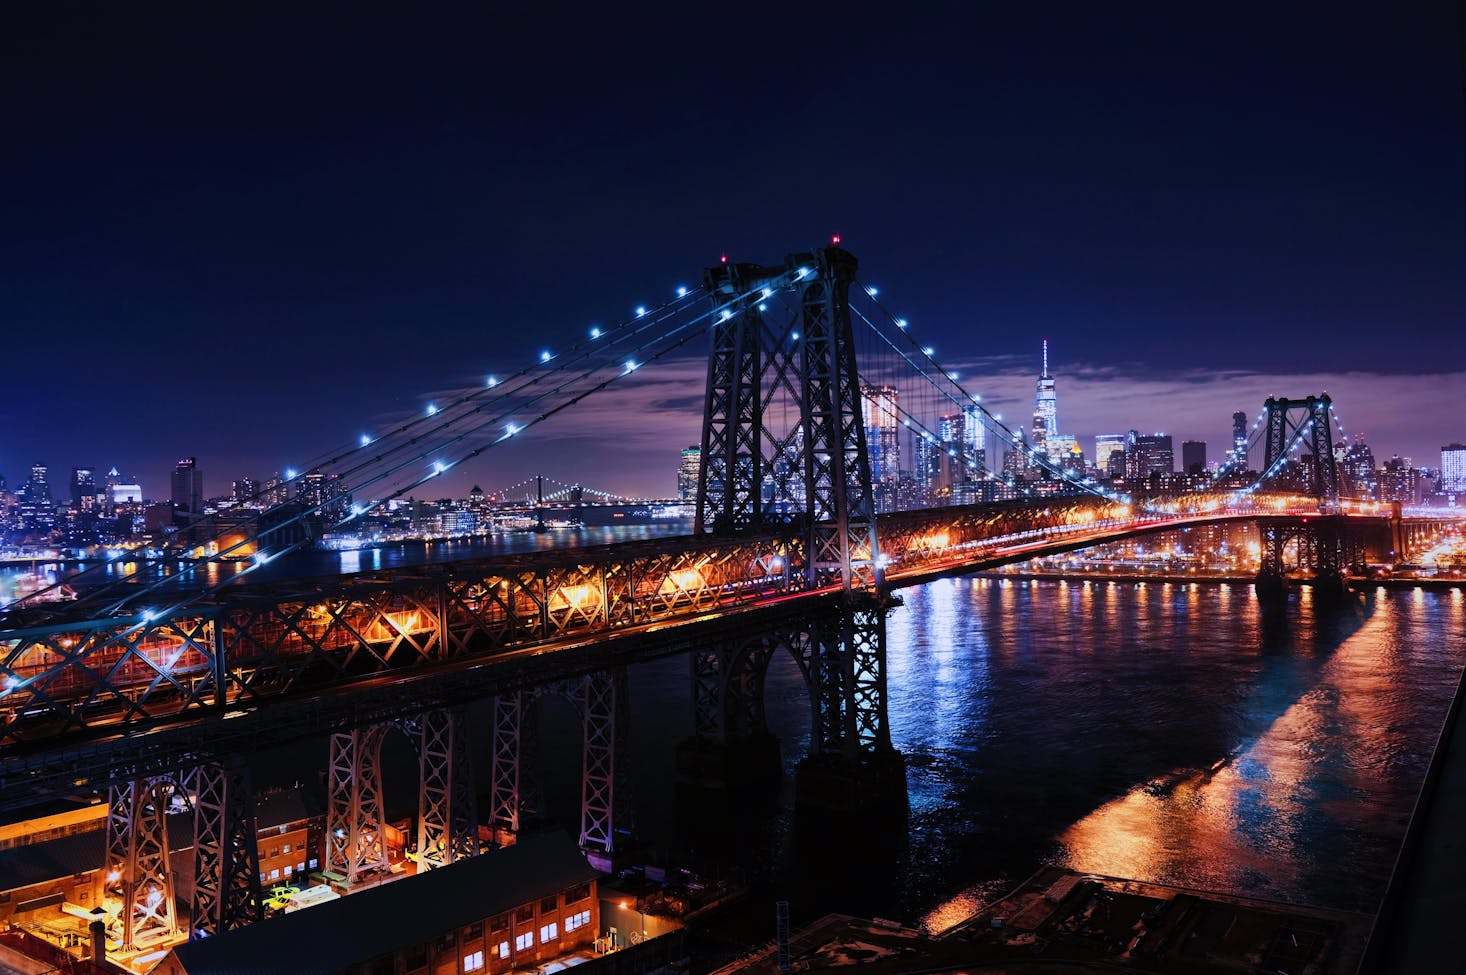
[620,578,1464,931]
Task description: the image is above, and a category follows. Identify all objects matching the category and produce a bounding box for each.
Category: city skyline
[7,346,1459,503]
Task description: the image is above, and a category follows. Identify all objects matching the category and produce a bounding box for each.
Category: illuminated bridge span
[1,244,1460,949]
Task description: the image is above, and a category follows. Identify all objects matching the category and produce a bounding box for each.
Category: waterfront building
[164,834,602,975]
[1128,433,1174,479]
[677,445,700,501]
[1378,456,1423,504]
[1094,435,1126,479]
[1441,443,1466,493]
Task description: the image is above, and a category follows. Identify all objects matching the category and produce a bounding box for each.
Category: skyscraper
[862,385,902,511]
[1441,443,1466,493]
[1232,410,1248,469]
[677,446,701,501]
[1095,434,1126,477]
[1032,340,1057,460]
[172,457,203,517]
[70,467,96,508]
[1181,441,1206,475]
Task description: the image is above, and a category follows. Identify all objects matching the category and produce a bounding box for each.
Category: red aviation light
[832,234,841,245]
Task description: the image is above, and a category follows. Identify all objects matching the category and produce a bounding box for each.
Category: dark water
[601,579,1465,935]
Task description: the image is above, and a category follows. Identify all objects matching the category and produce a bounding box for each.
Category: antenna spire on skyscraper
[1042,339,1049,379]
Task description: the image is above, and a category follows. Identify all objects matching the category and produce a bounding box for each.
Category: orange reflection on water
[1055,597,1424,898]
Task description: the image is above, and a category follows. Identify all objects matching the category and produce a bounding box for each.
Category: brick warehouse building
[164,833,600,975]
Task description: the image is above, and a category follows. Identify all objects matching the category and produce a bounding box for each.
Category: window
[514,933,533,952]
[282,843,292,855]
[309,857,319,868]
[284,866,293,877]
[269,868,280,880]
[297,861,306,873]
[465,922,482,938]
[566,910,591,933]
[268,847,279,858]
[497,942,510,960]
[490,914,508,933]
[539,922,558,942]
[566,883,591,903]
[541,896,558,914]
[462,950,484,972]
[259,872,267,884]
[516,906,534,923]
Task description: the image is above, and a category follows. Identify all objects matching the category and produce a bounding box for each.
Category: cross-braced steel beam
[188,759,262,938]
[488,691,525,834]
[580,669,629,855]
[325,726,389,883]
[105,776,178,950]
[415,707,478,869]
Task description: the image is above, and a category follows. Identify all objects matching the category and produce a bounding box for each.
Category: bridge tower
[692,246,902,811]
[1262,395,1339,505]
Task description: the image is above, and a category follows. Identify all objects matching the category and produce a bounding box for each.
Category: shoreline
[973,569,1466,591]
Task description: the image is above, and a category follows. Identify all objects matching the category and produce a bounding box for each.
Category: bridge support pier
[675,635,782,796]
[794,602,906,816]
[487,671,631,870]
[325,727,390,884]
[1256,517,1364,608]
[105,775,179,950]
[188,758,263,939]
[412,707,479,870]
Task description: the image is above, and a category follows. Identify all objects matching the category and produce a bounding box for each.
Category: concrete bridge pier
[1256,517,1367,609]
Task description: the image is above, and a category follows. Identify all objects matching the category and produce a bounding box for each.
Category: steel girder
[188,759,262,938]
[1,533,797,751]
[696,273,768,533]
[485,673,630,857]
[106,776,179,950]
[488,691,525,833]
[413,707,479,869]
[325,726,389,883]
[580,668,628,854]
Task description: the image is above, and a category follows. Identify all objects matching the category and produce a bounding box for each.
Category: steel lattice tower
[1262,395,1339,504]
[695,246,882,595]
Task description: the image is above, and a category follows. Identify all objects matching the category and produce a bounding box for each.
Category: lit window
[269,869,280,880]
[297,861,306,873]
[282,843,292,854]
[497,942,509,960]
[259,872,267,884]
[284,866,293,877]
[463,950,484,972]
[309,858,319,868]
[566,910,591,932]
[515,933,533,952]
[539,922,558,942]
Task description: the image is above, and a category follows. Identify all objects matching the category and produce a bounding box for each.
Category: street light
[620,899,645,945]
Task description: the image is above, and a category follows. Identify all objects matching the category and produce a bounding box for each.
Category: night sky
[3,2,1462,499]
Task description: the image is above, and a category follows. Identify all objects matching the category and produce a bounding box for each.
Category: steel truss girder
[325,726,389,883]
[0,534,801,753]
[189,759,262,938]
[414,707,479,869]
[106,775,179,950]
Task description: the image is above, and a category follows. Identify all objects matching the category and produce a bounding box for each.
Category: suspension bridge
[0,244,1458,951]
